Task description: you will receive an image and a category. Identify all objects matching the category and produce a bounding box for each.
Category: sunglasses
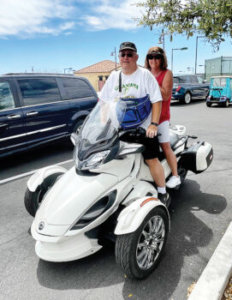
[120,52,134,58]
[147,54,162,60]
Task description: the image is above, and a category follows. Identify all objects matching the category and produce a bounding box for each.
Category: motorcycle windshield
[78,100,126,161]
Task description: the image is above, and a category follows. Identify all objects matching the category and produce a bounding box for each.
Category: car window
[61,78,95,99]
[189,76,197,83]
[0,81,15,111]
[197,76,203,84]
[174,76,190,83]
[213,78,226,87]
[173,77,180,84]
[18,78,61,106]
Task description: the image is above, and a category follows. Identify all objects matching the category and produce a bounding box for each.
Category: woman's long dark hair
[145,46,168,71]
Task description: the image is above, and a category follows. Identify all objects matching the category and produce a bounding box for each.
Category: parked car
[172,75,209,104]
[206,76,232,107]
[0,73,98,158]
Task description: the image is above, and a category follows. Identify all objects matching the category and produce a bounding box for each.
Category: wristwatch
[151,122,158,126]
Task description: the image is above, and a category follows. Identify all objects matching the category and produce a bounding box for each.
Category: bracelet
[151,122,158,126]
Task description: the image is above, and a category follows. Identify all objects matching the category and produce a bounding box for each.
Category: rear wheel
[184,92,192,104]
[115,207,168,279]
[24,173,63,217]
[178,166,188,184]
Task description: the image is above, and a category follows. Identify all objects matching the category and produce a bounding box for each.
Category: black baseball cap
[119,42,137,52]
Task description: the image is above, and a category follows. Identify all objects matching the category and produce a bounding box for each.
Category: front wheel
[73,119,84,135]
[115,207,169,279]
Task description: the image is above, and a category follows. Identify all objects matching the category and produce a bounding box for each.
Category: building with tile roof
[74,60,120,91]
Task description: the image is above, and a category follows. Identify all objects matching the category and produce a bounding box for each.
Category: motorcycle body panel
[35,231,102,262]
[27,165,67,192]
[115,196,170,235]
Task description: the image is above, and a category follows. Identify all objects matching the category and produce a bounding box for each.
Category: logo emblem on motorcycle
[38,221,45,231]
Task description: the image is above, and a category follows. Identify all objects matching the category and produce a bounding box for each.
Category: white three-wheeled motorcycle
[25,101,213,279]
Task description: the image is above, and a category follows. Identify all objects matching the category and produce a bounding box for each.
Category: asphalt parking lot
[0,100,232,300]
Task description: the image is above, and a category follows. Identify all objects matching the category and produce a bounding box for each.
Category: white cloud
[82,0,144,31]
[0,0,144,38]
[0,0,76,37]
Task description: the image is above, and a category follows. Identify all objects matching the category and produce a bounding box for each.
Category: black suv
[0,73,98,158]
[172,75,209,104]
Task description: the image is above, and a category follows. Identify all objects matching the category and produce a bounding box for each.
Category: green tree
[137,0,232,49]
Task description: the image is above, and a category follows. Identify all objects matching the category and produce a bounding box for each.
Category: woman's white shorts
[158,120,170,143]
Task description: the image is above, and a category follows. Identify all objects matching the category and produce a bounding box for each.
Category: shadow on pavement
[36,179,227,300]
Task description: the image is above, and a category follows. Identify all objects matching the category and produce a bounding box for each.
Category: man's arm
[146,101,162,138]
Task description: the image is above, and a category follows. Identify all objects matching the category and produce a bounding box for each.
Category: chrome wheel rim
[136,215,166,270]
[185,93,191,104]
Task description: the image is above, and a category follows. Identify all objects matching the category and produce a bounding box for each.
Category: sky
[0,0,231,76]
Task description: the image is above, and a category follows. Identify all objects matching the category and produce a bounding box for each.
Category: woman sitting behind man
[145,46,181,189]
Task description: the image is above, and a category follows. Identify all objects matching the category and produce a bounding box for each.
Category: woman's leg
[158,122,180,188]
[160,142,178,176]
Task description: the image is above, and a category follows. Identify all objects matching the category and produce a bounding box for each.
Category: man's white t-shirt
[99,66,162,129]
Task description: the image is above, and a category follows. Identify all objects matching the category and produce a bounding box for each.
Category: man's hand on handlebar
[146,124,158,138]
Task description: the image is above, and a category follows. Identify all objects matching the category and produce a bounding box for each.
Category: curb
[188,221,232,300]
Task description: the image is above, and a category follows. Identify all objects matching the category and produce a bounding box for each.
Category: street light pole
[111,47,117,70]
[171,47,188,73]
[195,36,204,74]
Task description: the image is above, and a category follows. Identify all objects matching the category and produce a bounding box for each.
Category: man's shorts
[158,120,170,143]
[120,129,160,160]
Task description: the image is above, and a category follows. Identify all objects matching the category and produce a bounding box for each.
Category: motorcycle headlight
[70,190,117,230]
[77,150,110,170]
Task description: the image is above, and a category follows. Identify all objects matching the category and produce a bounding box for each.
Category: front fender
[115,197,170,235]
[27,165,67,192]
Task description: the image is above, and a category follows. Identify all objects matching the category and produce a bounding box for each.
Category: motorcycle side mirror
[70,133,79,146]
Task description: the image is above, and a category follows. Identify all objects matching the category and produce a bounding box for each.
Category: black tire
[206,102,212,107]
[183,92,192,104]
[24,173,63,217]
[115,207,169,279]
[178,166,188,184]
[224,100,229,107]
[73,119,84,135]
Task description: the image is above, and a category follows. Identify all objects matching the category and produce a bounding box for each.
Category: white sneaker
[166,176,181,189]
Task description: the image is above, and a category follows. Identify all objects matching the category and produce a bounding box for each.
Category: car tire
[183,92,192,104]
[224,100,229,107]
[115,207,168,279]
[206,102,212,107]
[24,173,63,217]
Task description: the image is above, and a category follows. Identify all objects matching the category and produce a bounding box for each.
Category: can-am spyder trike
[25,100,213,279]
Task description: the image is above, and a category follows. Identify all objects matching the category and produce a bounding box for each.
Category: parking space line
[0,159,73,185]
